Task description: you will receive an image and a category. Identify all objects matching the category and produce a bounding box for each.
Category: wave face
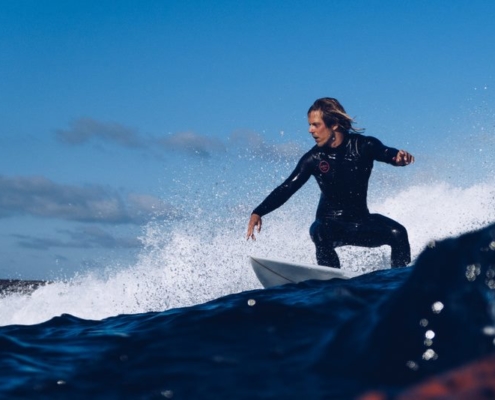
[0,223,494,398]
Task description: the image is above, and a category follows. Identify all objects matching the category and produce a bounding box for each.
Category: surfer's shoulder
[293,146,321,171]
[298,145,319,160]
[349,133,385,150]
[349,132,376,143]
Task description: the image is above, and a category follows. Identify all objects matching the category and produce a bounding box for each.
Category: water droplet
[161,390,174,398]
[483,326,495,336]
[422,349,438,361]
[466,264,481,281]
[406,360,419,370]
[432,301,444,313]
[425,330,435,339]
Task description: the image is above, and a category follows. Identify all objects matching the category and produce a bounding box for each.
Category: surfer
[246,97,414,268]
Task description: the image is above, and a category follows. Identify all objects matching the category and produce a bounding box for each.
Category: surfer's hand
[393,150,414,166]
[246,214,262,241]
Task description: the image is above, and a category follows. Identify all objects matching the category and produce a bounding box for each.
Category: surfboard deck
[250,256,359,288]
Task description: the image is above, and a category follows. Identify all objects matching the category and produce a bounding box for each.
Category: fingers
[394,150,414,166]
[246,214,262,240]
[246,225,257,240]
[246,224,256,240]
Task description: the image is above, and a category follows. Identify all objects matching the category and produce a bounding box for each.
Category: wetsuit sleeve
[365,136,399,165]
[252,153,313,217]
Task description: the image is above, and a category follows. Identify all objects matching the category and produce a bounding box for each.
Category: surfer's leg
[310,220,341,268]
[359,214,411,268]
[389,228,411,268]
[315,246,341,268]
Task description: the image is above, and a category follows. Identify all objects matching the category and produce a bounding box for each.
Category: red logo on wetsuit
[319,161,330,173]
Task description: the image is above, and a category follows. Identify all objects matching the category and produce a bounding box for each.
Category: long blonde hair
[308,98,363,134]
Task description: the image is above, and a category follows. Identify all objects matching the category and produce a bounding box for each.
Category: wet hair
[308,97,363,134]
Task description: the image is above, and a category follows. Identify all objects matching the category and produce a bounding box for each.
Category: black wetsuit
[252,133,411,268]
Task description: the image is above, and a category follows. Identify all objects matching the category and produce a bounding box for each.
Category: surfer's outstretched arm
[246,213,262,241]
[392,150,414,166]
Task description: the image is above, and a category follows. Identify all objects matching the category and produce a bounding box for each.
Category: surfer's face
[308,111,340,148]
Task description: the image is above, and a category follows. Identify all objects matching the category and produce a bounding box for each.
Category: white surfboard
[250,256,359,288]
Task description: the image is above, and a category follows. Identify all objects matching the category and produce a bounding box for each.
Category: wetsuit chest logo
[319,160,330,173]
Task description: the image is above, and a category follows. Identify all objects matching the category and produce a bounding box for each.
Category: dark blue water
[1,223,495,399]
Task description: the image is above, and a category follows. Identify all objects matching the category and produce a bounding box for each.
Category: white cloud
[154,131,226,157]
[0,175,178,224]
[229,129,304,161]
[55,117,145,148]
[55,117,305,161]
[13,226,141,250]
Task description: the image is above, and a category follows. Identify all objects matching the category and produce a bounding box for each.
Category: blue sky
[1,0,494,279]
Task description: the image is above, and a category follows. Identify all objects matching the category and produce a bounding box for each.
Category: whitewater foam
[1,176,494,326]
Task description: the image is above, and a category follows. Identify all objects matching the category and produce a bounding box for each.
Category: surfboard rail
[250,256,358,288]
